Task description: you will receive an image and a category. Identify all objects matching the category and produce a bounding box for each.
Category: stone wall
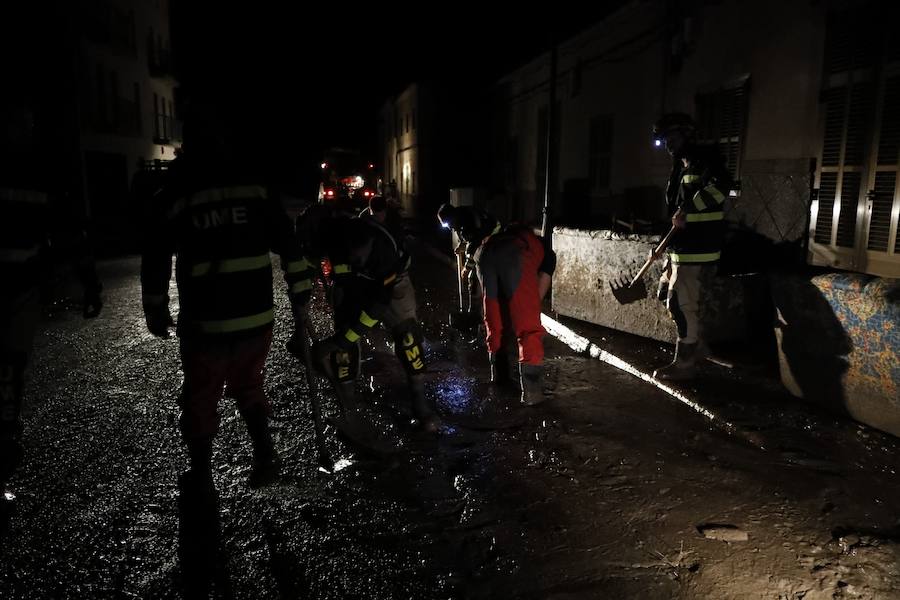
[552,227,751,344]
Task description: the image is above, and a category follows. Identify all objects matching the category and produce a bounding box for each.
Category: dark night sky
[171,3,623,178]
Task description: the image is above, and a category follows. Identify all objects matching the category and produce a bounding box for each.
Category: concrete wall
[773,272,900,437]
[553,227,751,344]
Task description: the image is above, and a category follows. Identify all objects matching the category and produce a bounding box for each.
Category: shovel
[287,320,334,472]
[449,251,480,331]
[610,224,678,305]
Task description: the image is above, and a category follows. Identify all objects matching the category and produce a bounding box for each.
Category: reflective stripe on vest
[344,328,361,343]
[681,174,701,184]
[669,251,721,264]
[692,185,726,211]
[359,310,379,328]
[286,257,311,274]
[191,186,267,207]
[685,211,724,223]
[291,279,312,294]
[168,185,268,219]
[195,309,274,334]
[333,263,351,275]
[191,254,271,277]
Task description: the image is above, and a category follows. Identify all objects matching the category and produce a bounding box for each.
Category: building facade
[2,0,181,249]
[78,0,181,242]
[493,0,900,278]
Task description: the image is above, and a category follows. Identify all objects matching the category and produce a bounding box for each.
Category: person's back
[141,140,311,490]
[144,154,297,338]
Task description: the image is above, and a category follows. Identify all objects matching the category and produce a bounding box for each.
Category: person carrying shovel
[648,113,732,381]
[438,205,556,404]
[437,204,501,327]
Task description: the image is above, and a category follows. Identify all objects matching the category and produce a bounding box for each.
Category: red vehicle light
[325,189,335,198]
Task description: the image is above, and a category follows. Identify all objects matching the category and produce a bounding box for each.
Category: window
[153,93,160,138]
[161,98,168,139]
[810,2,900,277]
[695,78,749,181]
[168,99,174,138]
[588,115,613,192]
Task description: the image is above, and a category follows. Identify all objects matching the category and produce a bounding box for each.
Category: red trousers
[178,330,272,440]
[476,227,545,365]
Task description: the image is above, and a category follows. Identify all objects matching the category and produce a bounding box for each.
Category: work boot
[653,340,699,381]
[410,377,441,433]
[243,410,281,489]
[519,363,545,406]
[489,350,511,385]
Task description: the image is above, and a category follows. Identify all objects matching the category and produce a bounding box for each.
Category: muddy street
[2,245,899,600]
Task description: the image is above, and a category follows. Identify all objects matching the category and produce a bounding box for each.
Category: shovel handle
[630,224,677,286]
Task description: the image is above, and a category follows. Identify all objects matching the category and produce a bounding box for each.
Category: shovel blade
[609,276,648,305]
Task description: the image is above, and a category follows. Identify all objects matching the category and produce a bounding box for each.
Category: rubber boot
[519,363,545,406]
[410,376,441,433]
[489,350,511,385]
[653,340,698,381]
[243,409,280,489]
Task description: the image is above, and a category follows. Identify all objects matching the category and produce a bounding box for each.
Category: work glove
[144,299,173,337]
[82,284,103,319]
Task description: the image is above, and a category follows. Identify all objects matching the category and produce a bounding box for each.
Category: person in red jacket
[473,223,556,405]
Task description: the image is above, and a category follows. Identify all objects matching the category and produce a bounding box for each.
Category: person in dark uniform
[651,112,732,381]
[141,111,313,489]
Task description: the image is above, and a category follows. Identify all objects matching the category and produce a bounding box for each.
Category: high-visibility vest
[667,146,731,265]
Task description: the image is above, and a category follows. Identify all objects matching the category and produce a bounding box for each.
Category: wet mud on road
[2,246,900,599]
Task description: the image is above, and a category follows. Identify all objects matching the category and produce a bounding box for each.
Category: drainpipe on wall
[541,37,557,245]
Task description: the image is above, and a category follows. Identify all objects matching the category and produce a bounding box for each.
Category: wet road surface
[2,244,900,599]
